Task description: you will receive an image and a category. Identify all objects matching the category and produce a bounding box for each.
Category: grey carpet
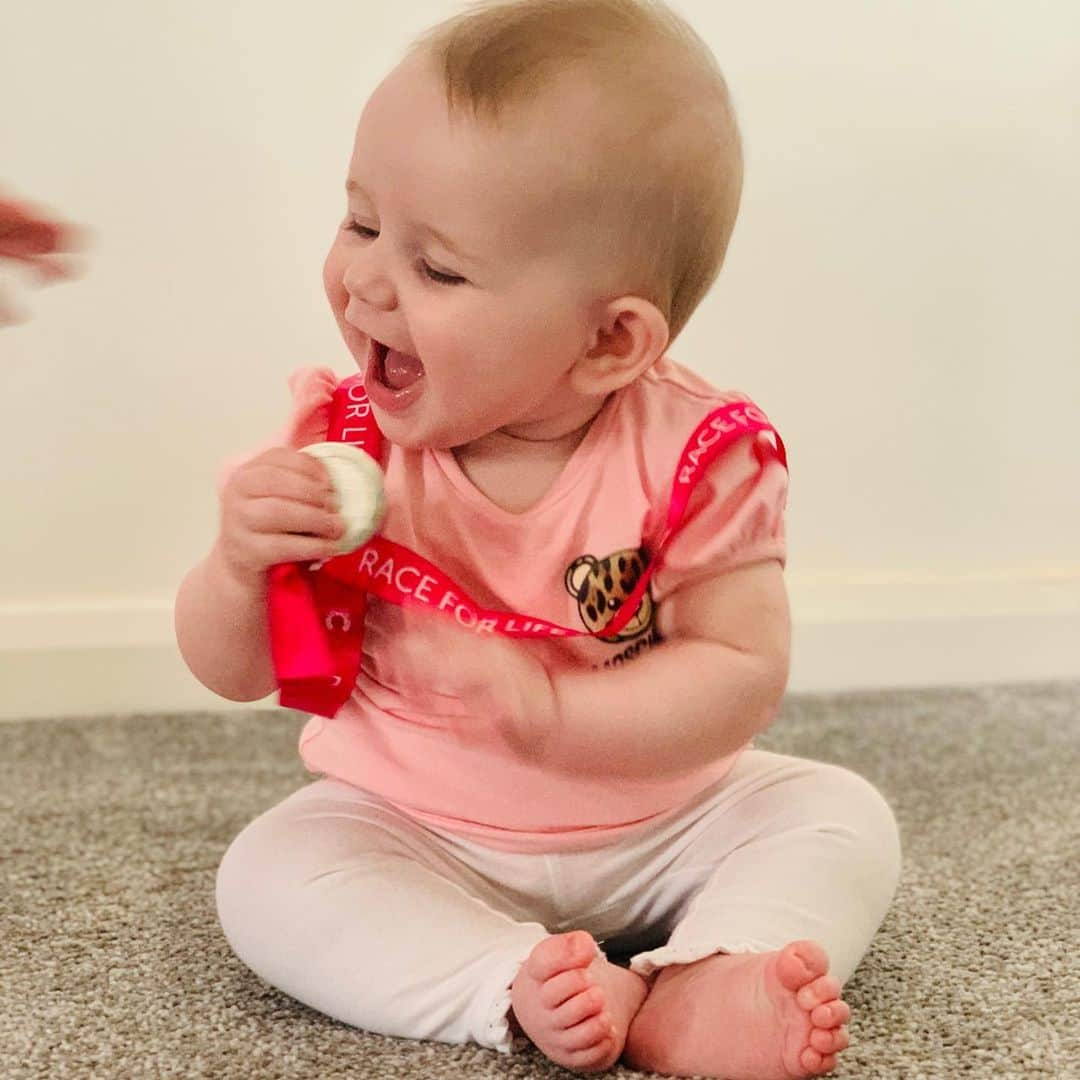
[2,681,1077,1080]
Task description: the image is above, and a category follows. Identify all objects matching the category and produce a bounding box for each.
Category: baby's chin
[367,401,484,453]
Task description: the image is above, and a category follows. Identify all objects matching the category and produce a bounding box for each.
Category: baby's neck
[450,395,609,514]
[454,393,609,467]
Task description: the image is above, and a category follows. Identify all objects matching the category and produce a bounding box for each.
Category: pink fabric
[266,379,785,718]
[240,356,788,852]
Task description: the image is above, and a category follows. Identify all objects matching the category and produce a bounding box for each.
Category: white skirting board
[1,572,1078,721]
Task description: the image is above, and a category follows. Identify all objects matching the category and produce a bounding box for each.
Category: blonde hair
[408,0,744,343]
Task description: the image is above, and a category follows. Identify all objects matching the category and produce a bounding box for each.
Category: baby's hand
[364,609,559,757]
[216,447,344,589]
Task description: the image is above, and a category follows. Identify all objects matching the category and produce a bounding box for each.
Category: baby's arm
[174,542,278,702]
[174,447,344,701]
[541,558,790,780]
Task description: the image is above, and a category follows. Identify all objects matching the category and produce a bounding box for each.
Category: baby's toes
[563,1013,615,1053]
[566,1031,618,1072]
[542,968,592,1009]
[554,986,605,1028]
[525,930,597,983]
[797,973,841,1011]
[775,940,829,990]
[811,999,851,1028]
[799,1046,838,1075]
[810,1025,849,1055]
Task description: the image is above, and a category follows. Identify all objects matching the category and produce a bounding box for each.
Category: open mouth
[365,337,427,412]
[370,339,425,389]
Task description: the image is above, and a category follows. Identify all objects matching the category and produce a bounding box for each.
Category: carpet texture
[2,681,1077,1080]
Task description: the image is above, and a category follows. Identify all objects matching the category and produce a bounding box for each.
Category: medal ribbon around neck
[267,373,788,718]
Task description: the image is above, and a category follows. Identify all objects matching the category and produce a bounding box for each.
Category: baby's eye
[344,219,465,286]
[346,221,378,239]
[423,263,466,287]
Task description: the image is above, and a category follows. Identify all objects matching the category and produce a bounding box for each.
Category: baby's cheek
[321,248,348,313]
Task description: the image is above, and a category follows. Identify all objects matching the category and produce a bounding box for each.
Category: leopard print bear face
[564,547,655,643]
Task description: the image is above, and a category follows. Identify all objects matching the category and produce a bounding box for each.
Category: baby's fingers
[238,495,343,540]
[234,452,335,509]
[240,531,342,572]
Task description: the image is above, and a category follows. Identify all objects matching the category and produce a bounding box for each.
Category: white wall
[1,0,1077,718]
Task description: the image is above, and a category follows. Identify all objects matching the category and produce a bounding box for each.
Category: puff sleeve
[644,430,788,607]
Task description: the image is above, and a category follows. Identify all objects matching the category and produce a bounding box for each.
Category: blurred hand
[0,194,86,324]
[363,605,560,757]
[215,447,345,590]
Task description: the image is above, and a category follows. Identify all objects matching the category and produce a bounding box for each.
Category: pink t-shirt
[255,356,788,852]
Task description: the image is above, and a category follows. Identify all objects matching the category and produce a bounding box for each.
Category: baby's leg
[215,779,549,1053]
[623,752,901,1078]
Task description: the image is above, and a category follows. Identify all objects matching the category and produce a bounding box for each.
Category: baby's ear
[570,296,669,396]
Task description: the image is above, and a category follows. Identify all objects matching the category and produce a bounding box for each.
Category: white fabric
[216,751,901,1054]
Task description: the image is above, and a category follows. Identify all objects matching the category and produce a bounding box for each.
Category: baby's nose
[343,255,397,312]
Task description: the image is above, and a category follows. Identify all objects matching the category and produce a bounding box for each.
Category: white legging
[216,750,901,1054]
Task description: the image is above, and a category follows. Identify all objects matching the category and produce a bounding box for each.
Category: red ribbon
[268,374,787,717]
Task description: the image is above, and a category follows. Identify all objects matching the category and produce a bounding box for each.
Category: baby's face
[323,54,611,450]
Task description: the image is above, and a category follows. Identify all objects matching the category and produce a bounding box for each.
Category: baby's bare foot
[510,930,649,1073]
[624,940,850,1079]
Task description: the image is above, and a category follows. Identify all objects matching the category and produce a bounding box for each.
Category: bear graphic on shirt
[564,547,655,644]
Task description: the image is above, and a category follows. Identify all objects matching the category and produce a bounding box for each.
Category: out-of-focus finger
[52,222,91,254]
[0,248,38,268]
[0,251,74,282]
[0,220,60,257]
[0,288,25,326]
[32,253,82,284]
[0,201,88,255]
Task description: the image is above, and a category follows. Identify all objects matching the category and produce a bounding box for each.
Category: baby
[175,1,902,1076]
